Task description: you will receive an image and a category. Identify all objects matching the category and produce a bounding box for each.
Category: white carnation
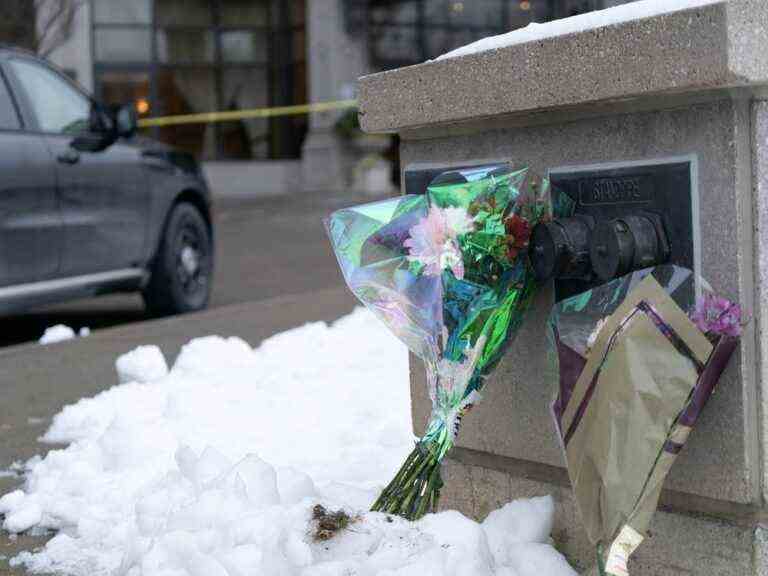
[443,206,475,237]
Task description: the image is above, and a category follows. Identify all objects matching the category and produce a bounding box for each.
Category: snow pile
[39,325,90,345]
[39,325,76,345]
[436,0,720,61]
[1,309,575,576]
[115,345,169,384]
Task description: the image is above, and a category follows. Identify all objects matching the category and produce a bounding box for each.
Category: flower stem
[597,543,607,576]
[370,441,445,520]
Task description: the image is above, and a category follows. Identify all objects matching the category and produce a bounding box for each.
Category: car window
[8,59,91,134]
[0,73,20,130]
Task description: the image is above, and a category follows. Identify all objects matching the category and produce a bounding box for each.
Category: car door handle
[57,148,80,165]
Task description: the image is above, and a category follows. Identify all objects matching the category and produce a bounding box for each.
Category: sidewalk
[0,287,357,574]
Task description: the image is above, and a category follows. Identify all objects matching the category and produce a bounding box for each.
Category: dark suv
[0,48,213,315]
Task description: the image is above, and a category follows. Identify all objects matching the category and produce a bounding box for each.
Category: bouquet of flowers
[326,164,548,519]
[548,265,741,576]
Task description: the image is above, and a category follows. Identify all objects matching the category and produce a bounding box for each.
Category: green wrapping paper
[327,164,548,519]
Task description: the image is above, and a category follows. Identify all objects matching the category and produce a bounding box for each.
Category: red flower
[505,214,531,260]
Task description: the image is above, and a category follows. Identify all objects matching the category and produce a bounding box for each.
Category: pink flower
[404,206,472,279]
[690,293,742,338]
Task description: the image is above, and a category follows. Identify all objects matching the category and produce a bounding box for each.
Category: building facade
[47,0,632,195]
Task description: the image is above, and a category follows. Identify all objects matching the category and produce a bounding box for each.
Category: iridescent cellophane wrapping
[326,164,548,519]
[548,265,740,575]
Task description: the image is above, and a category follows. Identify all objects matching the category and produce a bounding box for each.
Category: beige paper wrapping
[562,275,713,548]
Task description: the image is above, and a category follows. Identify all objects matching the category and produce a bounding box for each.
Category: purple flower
[690,293,742,338]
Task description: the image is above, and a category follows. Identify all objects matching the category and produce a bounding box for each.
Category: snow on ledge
[435,0,722,61]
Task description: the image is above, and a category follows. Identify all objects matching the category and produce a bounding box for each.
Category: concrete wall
[405,98,758,504]
[753,100,768,508]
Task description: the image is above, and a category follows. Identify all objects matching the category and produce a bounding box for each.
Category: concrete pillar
[301,0,368,192]
[41,0,94,92]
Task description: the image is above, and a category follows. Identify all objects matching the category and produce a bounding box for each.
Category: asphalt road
[0,190,387,347]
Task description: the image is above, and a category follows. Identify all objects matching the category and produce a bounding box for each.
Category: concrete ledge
[448,447,766,528]
[358,0,768,133]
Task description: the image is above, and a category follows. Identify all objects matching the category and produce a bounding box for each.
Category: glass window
[560,0,601,17]
[425,29,453,58]
[92,0,309,160]
[370,25,420,64]
[156,0,213,26]
[99,71,152,119]
[0,75,20,130]
[8,59,90,134]
[425,0,502,27]
[370,2,418,24]
[512,1,551,26]
[93,0,151,24]
[157,30,215,63]
[368,0,546,67]
[221,31,268,63]
[157,69,217,159]
[95,28,152,62]
[220,68,269,159]
[219,0,269,27]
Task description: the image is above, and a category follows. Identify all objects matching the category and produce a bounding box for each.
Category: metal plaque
[550,158,696,299]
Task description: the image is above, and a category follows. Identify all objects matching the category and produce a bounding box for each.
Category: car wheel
[143,202,212,316]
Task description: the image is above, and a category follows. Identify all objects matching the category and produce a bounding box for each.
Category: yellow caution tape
[138,99,357,128]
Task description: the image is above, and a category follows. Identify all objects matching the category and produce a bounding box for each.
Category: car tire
[143,202,212,316]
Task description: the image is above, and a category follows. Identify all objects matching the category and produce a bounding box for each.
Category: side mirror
[70,102,137,152]
[70,103,116,152]
[116,104,137,138]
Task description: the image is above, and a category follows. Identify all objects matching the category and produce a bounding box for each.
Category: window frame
[92,0,153,26]
[155,26,218,65]
[93,24,154,64]
[0,62,25,132]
